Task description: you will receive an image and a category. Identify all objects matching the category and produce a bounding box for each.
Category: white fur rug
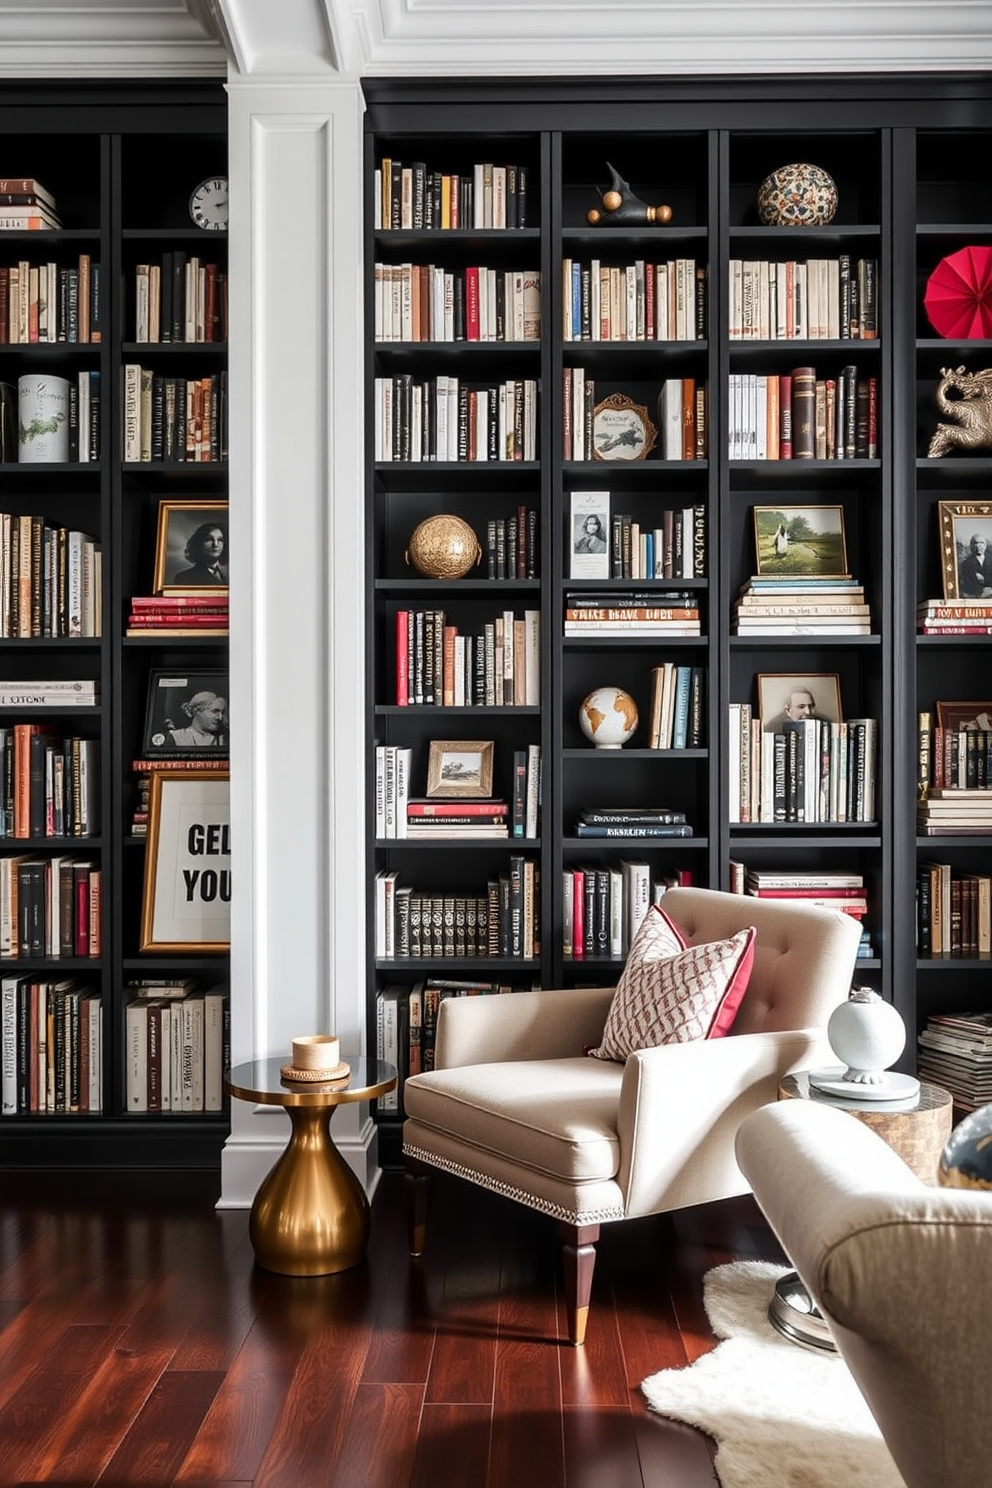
[641,1261,906,1488]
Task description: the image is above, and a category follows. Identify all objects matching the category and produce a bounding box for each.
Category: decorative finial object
[806,986,920,1103]
[927,365,992,457]
[586,163,672,227]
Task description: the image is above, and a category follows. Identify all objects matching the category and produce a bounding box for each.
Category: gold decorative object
[927,365,992,457]
[586,163,672,227]
[404,514,482,578]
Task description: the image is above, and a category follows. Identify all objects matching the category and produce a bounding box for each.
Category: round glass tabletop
[226,1056,397,1106]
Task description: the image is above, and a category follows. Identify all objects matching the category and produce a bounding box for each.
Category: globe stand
[768,1271,837,1352]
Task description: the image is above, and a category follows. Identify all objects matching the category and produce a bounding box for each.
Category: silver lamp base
[768,1271,838,1352]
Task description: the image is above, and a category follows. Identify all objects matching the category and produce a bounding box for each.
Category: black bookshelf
[0,82,229,1166]
[364,74,992,1163]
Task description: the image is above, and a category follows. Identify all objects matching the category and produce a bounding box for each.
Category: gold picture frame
[153,499,229,595]
[938,499,992,599]
[426,740,494,798]
[592,392,657,461]
[140,771,231,952]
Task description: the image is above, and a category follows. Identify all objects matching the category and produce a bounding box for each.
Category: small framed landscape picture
[153,499,229,595]
[757,672,843,733]
[426,739,494,798]
[753,505,849,578]
[143,669,229,756]
[935,700,992,731]
[569,489,611,579]
[938,499,992,599]
[140,771,231,953]
[592,392,657,462]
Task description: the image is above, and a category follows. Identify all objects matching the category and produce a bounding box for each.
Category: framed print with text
[140,772,231,952]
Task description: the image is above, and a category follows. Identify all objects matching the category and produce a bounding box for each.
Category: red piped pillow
[589,904,755,1061]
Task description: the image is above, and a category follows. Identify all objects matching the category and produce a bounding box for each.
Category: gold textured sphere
[647,204,673,225]
[586,208,602,225]
[602,190,623,212]
[405,514,482,579]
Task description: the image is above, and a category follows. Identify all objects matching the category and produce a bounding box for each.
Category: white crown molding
[348,0,992,74]
[0,0,228,76]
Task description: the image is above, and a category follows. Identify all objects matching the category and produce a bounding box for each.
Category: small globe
[404,515,481,579]
[939,1103,992,1190]
[579,686,638,749]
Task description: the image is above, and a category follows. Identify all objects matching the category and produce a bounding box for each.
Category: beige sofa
[736,1098,992,1488]
[404,886,861,1343]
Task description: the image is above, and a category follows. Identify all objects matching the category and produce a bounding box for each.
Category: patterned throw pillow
[589,905,756,1062]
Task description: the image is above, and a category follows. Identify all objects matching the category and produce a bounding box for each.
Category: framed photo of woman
[153,500,229,595]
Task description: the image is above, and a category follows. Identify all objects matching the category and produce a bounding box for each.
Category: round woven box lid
[279,1060,351,1085]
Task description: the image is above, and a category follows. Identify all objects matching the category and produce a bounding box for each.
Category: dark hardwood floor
[0,1163,787,1487]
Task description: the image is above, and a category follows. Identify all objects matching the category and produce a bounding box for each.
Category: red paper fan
[924,244,992,340]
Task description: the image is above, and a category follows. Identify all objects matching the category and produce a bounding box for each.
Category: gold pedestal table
[226,1056,397,1276]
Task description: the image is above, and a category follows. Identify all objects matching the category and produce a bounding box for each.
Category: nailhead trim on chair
[403,1142,626,1226]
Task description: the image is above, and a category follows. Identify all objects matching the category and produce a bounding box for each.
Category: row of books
[0,512,101,637]
[0,254,101,343]
[125,983,228,1113]
[918,717,992,794]
[562,371,708,462]
[917,1011,992,1112]
[394,607,540,707]
[728,708,878,823]
[126,593,229,637]
[561,257,706,342]
[0,727,99,839]
[917,862,991,956]
[917,790,992,836]
[133,255,227,343]
[121,367,228,463]
[374,859,539,961]
[646,664,706,749]
[0,177,61,231]
[375,159,530,232]
[484,509,539,580]
[0,854,100,959]
[727,367,878,460]
[408,798,509,841]
[1,977,102,1116]
[373,263,541,343]
[563,861,693,960]
[917,600,992,636]
[568,496,706,581]
[727,256,878,341]
[129,756,230,837]
[734,576,870,636]
[0,679,98,708]
[376,977,526,1108]
[564,591,701,636]
[374,375,538,463]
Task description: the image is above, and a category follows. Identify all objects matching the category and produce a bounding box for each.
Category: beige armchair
[403,885,861,1344]
[736,1098,992,1488]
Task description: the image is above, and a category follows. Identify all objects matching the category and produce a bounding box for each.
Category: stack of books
[404,798,509,839]
[733,574,870,635]
[573,806,692,839]
[917,789,992,836]
[917,598,992,636]
[0,177,61,230]
[732,864,874,958]
[130,755,228,836]
[564,590,701,636]
[917,1011,992,1112]
[0,678,98,708]
[127,593,229,636]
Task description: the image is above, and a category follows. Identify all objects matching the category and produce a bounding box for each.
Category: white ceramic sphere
[578,686,638,749]
[827,992,906,1084]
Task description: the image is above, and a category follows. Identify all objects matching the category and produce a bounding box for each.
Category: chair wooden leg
[559,1221,600,1346]
[404,1156,431,1256]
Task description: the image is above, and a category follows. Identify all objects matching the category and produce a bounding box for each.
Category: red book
[395,609,409,706]
[465,266,480,341]
[407,800,508,817]
[572,869,585,960]
[130,594,229,608]
[748,886,866,898]
[645,263,655,338]
[779,373,793,458]
[74,865,90,957]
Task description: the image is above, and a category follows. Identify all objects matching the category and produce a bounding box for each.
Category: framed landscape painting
[753,505,849,577]
[426,740,494,798]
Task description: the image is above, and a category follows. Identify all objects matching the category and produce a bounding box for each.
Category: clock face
[189,176,228,231]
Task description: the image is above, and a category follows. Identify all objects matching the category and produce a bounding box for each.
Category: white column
[220,75,371,1206]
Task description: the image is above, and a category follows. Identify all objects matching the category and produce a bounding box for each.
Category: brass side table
[226,1056,397,1277]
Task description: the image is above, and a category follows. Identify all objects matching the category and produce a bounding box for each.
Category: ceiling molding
[0,0,228,77]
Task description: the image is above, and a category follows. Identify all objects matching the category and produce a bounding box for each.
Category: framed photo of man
[938,499,992,599]
[143,669,229,757]
[757,672,843,733]
[153,500,229,595]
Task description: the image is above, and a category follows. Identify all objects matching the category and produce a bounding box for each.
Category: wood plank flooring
[0,1166,788,1487]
